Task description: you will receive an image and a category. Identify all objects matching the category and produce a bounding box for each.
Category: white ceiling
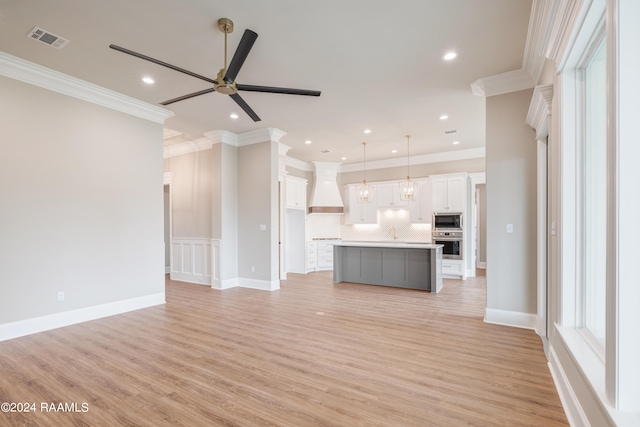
[0,0,532,164]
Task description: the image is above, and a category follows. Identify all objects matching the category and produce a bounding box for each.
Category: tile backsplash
[306,209,432,242]
[306,213,342,239]
[341,209,432,242]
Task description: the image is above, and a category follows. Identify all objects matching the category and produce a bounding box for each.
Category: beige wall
[486,88,537,315]
[238,142,279,282]
[0,75,165,324]
[164,149,213,238]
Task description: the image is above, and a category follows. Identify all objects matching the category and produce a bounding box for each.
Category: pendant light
[356,142,373,203]
[399,135,418,201]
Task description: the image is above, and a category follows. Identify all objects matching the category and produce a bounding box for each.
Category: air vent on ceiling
[444,129,458,134]
[320,150,331,154]
[27,27,70,49]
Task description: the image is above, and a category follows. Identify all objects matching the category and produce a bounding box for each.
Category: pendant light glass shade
[399,135,418,201]
[356,142,373,203]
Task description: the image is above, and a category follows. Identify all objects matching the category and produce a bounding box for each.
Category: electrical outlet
[251,266,255,273]
[57,291,64,301]
[506,223,514,233]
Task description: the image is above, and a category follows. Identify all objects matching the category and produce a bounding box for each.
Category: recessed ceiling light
[391,149,398,153]
[230,113,239,119]
[443,52,457,61]
[364,129,372,134]
[305,140,312,145]
[341,157,347,160]
[453,141,460,145]
[440,115,448,120]
[142,76,155,84]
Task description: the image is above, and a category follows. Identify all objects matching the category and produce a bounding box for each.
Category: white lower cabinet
[306,241,335,272]
[306,242,318,272]
[316,242,334,270]
[441,260,464,277]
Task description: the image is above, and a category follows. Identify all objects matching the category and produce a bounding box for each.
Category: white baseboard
[165,266,170,274]
[212,277,279,291]
[477,262,487,268]
[548,346,589,427]
[0,292,165,342]
[213,278,238,290]
[239,278,280,291]
[484,308,537,330]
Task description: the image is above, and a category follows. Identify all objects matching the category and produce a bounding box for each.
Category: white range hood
[308,161,344,214]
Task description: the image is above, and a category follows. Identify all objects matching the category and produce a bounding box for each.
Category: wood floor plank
[0,272,568,426]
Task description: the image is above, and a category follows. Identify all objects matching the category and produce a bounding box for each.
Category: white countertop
[332,240,443,249]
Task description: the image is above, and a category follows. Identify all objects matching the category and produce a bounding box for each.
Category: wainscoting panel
[171,238,212,285]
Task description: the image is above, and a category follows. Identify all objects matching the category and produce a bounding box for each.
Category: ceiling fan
[109,18,321,122]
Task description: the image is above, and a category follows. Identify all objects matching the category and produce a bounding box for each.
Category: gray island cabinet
[332,241,443,293]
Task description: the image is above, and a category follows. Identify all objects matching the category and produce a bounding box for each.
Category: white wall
[0,74,166,328]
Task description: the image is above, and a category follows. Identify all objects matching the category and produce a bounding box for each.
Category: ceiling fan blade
[223,29,258,84]
[160,88,216,105]
[109,44,216,84]
[229,93,261,122]
[237,84,321,97]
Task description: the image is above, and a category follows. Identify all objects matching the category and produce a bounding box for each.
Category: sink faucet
[389,226,398,240]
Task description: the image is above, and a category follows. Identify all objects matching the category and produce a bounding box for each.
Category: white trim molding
[484,308,537,330]
[340,147,486,174]
[0,293,165,342]
[526,84,554,139]
[163,136,213,159]
[523,0,557,83]
[170,238,213,285]
[0,51,173,124]
[548,345,590,427]
[165,128,288,159]
[471,68,536,97]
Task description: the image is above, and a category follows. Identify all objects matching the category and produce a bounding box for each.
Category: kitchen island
[333,241,443,293]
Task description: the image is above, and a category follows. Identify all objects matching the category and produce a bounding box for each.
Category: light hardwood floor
[0,273,567,426]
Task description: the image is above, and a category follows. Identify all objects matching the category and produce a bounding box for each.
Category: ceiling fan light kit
[109,18,320,122]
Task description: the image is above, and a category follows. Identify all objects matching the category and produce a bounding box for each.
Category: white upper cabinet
[409,179,432,223]
[345,185,377,224]
[376,183,409,208]
[286,176,307,210]
[431,175,465,212]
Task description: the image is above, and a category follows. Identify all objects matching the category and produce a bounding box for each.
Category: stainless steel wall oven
[432,230,463,260]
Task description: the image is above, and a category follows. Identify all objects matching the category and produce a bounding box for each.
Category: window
[583,37,606,345]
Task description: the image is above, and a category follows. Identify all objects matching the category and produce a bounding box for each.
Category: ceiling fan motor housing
[215,68,237,94]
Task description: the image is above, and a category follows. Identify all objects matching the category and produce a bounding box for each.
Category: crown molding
[285,156,313,172]
[522,0,556,83]
[0,51,173,124]
[339,147,486,173]
[167,132,485,169]
[471,68,536,97]
[545,0,589,71]
[203,130,239,146]
[238,128,287,145]
[163,128,183,140]
[163,137,212,159]
[278,143,292,156]
[526,84,554,139]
